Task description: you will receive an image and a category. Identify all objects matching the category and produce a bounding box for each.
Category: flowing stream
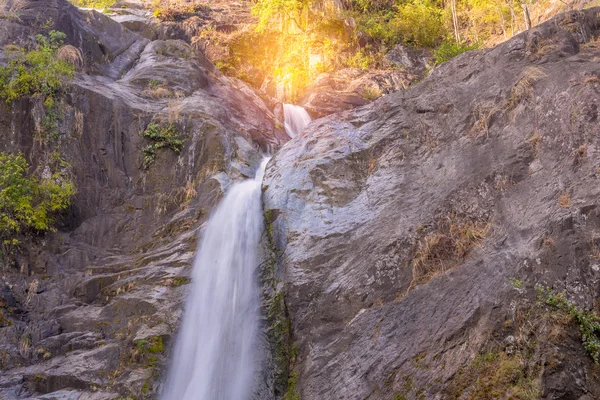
[283,103,312,138]
[161,158,270,400]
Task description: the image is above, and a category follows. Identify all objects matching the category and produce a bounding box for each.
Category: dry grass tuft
[527,132,542,158]
[572,144,587,166]
[74,109,84,137]
[184,180,197,201]
[494,174,514,191]
[470,102,501,137]
[585,76,600,85]
[3,44,20,52]
[0,0,26,21]
[408,215,490,293]
[167,101,182,123]
[558,191,571,208]
[507,66,547,110]
[56,45,83,69]
[143,87,173,99]
[542,236,555,247]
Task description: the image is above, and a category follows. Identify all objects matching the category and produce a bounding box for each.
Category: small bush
[67,0,115,9]
[140,123,185,169]
[362,86,383,101]
[153,4,210,22]
[433,39,479,66]
[0,152,75,262]
[538,286,600,363]
[0,31,76,103]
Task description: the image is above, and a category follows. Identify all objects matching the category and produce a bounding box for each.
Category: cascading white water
[161,158,270,400]
[283,103,312,138]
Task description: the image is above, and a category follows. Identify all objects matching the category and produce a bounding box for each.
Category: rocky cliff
[263,7,600,400]
[4,1,600,400]
[0,1,286,399]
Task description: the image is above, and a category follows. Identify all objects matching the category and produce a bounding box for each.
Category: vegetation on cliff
[197,0,570,100]
[0,152,75,264]
[0,31,77,104]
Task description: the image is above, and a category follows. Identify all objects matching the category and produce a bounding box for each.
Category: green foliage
[538,286,600,363]
[136,336,164,354]
[0,31,75,103]
[0,152,75,260]
[283,372,301,400]
[394,0,447,48]
[510,277,524,288]
[140,123,185,169]
[252,0,311,33]
[349,0,448,50]
[362,85,383,101]
[68,0,115,8]
[433,39,479,66]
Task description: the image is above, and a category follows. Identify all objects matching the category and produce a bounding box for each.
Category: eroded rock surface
[263,7,600,399]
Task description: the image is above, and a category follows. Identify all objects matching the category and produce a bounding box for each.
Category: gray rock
[384,43,433,76]
[263,7,600,400]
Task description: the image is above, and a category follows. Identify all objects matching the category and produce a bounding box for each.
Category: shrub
[0,31,76,103]
[152,4,210,22]
[0,152,75,262]
[140,123,185,169]
[362,85,383,101]
[538,286,600,363]
[433,39,480,66]
[351,0,448,50]
[393,0,447,48]
[67,0,115,9]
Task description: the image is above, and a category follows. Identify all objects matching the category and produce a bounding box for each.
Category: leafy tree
[252,0,312,33]
[0,152,75,263]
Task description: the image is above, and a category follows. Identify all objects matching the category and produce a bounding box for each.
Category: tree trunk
[450,0,460,41]
[521,0,531,30]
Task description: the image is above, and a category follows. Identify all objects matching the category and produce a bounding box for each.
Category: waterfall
[161,157,270,400]
[283,103,312,138]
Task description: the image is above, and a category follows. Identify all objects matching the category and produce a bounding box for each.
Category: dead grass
[589,237,600,260]
[527,132,542,158]
[572,144,587,166]
[74,109,84,137]
[56,45,84,69]
[3,44,20,52]
[407,215,490,294]
[143,87,173,99]
[494,174,514,191]
[507,66,547,111]
[558,191,571,208]
[167,101,182,123]
[584,76,600,85]
[0,0,26,22]
[184,180,197,201]
[542,236,555,247]
[470,102,501,137]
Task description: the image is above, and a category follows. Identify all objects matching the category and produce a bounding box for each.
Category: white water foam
[161,158,270,400]
[283,103,312,138]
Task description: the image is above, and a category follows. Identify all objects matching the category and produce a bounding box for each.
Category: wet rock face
[263,7,600,399]
[0,2,286,399]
